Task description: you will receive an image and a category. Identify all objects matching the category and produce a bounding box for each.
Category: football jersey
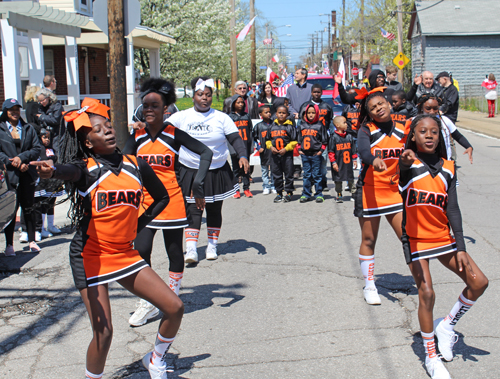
[342,105,360,137]
[298,121,328,154]
[328,132,357,181]
[267,120,297,150]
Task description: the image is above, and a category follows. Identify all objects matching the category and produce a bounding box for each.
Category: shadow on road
[180,283,246,314]
[375,272,418,303]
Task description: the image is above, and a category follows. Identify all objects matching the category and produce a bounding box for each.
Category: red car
[306,74,337,96]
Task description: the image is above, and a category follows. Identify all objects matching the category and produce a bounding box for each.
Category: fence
[460,84,498,114]
[56,94,111,107]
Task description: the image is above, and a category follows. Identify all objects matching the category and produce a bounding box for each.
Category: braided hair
[405,114,447,159]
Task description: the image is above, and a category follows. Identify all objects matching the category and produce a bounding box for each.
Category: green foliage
[175,97,224,111]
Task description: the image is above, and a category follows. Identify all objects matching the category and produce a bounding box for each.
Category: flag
[338,57,346,88]
[275,73,294,97]
[322,61,330,75]
[263,38,273,45]
[236,17,256,42]
[380,28,395,41]
[272,54,279,63]
[266,67,279,83]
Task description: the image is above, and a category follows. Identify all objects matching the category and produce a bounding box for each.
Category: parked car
[306,75,337,96]
[175,87,193,98]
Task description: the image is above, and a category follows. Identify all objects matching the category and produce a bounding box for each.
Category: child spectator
[266,105,297,203]
[253,105,275,195]
[342,89,361,138]
[34,128,63,238]
[229,94,254,198]
[391,90,418,122]
[329,117,358,203]
[297,104,328,203]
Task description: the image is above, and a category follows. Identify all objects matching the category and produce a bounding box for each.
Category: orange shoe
[244,189,253,198]
[233,191,241,199]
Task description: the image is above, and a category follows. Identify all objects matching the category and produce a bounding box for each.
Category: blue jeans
[261,164,274,190]
[301,154,323,197]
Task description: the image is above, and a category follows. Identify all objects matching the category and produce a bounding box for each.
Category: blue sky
[254,0,344,66]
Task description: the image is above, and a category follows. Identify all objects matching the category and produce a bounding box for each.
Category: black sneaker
[315,195,325,203]
[299,196,310,203]
[283,193,292,202]
[273,194,283,203]
[336,193,343,203]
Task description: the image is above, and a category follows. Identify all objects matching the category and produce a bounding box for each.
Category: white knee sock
[185,228,199,251]
[442,293,475,331]
[169,272,183,296]
[151,333,175,367]
[421,331,437,360]
[359,254,376,289]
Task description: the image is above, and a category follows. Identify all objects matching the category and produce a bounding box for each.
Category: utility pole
[396,0,404,83]
[265,23,270,68]
[230,0,237,95]
[250,0,256,84]
[108,0,127,148]
[342,0,345,42]
[360,0,364,67]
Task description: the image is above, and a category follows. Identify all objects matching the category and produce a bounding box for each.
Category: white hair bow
[195,78,215,92]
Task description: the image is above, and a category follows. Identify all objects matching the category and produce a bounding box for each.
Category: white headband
[195,78,215,92]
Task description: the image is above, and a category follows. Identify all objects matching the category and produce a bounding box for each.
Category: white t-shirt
[439,115,456,160]
[168,107,238,169]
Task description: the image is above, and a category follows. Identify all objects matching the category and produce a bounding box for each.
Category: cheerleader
[31,98,182,379]
[124,78,212,327]
[399,115,488,379]
[352,88,409,305]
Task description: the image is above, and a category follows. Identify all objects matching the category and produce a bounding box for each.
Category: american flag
[263,38,273,45]
[380,28,395,41]
[275,73,294,97]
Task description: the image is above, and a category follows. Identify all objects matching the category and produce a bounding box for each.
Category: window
[78,0,92,16]
[19,46,29,79]
[44,50,54,76]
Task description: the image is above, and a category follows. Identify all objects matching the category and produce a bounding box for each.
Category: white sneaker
[363,286,381,305]
[184,248,198,263]
[262,188,270,195]
[35,231,42,242]
[48,225,61,234]
[434,318,458,361]
[19,232,28,243]
[206,244,218,260]
[425,357,451,379]
[271,189,277,194]
[142,352,168,379]
[128,299,159,327]
[41,229,53,238]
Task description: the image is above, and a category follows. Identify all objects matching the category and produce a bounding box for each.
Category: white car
[175,87,193,98]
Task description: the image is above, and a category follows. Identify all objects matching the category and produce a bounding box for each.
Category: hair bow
[140,83,173,99]
[195,78,215,92]
[354,86,387,100]
[63,97,110,131]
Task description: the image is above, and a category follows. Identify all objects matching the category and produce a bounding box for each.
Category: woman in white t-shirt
[168,76,249,263]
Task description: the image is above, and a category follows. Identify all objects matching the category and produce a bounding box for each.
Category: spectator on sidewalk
[43,75,57,94]
[286,68,313,119]
[385,66,403,92]
[258,82,277,116]
[223,81,259,119]
[407,71,444,104]
[24,86,41,126]
[436,71,459,123]
[36,88,63,137]
[482,73,497,118]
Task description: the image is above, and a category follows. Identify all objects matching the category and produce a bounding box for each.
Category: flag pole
[230,0,238,95]
[396,0,404,84]
[250,0,256,84]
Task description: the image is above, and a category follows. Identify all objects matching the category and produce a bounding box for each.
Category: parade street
[0,121,499,379]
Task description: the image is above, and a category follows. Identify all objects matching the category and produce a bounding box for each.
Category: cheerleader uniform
[53,153,169,289]
[399,153,464,264]
[353,119,409,218]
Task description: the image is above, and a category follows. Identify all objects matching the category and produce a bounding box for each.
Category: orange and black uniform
[353,119,409,217]
[328,131,358,182]
[342,104,360,138]
[265,120,297,193]
[399,153,465,264]
[123,123,212,271]
[56,153,169,289]
[300,100,333,131]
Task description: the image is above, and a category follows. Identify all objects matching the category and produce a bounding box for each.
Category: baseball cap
[435,71,450,80]
[2,98,22,111]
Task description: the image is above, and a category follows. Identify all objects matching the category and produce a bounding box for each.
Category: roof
[409,0,500,38]
[0,1,89,37]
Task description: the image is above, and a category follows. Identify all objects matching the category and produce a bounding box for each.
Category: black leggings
[134,227,185,273]
[35,197,56,231]
[4,176,36,245]
[187,201,223,230]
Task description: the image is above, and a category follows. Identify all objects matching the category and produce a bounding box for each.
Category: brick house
[0,0,174,121]
[408,0,500,97]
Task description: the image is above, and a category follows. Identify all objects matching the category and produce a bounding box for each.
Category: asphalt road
[0,127,499,379]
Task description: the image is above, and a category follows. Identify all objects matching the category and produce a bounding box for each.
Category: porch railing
[57,94,111,107]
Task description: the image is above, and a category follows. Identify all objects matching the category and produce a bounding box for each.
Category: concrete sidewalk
[456,109,500,139]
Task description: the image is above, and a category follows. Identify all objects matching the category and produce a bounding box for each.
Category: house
[408,0,500,97]
[0,0,175,121]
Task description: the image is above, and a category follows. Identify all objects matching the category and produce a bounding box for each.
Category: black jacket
[25,101,40,126]
[37,101,63,136]
[0,119,42,186]
[407,81,444,104]
[441,84,459,123]
[392,101,418,122]
[223,95,259,119]
[339,70,394,105]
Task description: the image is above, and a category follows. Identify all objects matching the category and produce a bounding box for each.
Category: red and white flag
[266,67,279,84]
[337,57,346,88]
[236,17,256,42]
[272,54,279,63]
[275,73,294,97]
[263,38,273,45]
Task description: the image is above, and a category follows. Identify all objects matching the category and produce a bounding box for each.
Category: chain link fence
[460,84,498,114]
